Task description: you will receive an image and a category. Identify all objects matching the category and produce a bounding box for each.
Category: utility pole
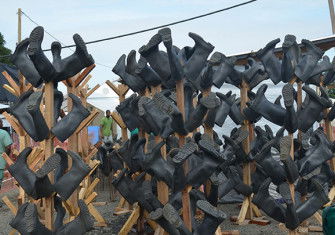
[328,0,335,34]
[18,8,22,43]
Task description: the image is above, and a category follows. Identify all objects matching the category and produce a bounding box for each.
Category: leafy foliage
[328,87,335,99]
[0,32,13,65]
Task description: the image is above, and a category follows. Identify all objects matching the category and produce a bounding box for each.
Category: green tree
[0,32,13,65]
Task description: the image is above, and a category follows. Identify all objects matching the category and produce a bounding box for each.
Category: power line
[0,0,257,60]
[43,0,257,50]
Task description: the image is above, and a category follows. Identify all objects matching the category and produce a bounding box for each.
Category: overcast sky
[0,0,333,92]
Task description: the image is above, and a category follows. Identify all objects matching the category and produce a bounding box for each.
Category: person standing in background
[0,119,12,207]
[100,110,116,143]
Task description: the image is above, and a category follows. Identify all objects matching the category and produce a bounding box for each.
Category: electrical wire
[0,0,257,62]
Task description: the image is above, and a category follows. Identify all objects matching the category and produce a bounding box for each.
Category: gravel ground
[0,189,323,235]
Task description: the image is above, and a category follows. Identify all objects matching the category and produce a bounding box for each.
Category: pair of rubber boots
[18,26,94,84]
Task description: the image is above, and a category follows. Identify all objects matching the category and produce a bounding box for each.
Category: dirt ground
[0,189,323,235]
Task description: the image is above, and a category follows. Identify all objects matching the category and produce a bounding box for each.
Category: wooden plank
[92,202,107,206]
[221,230,240,235]
[78,74,92,91]
[63,200,77,216]
[84,192,97,205]
[74,64,96,87]
[325,186,335,206]
[87,203,106,224]
[2,112,24,136]
[111,111,126,129]
[308,226,322,232]
[85,84,100,98]
[118,205,140,235]
[75,110,99,134]
[313,212,322,225]
[250,218,271,226]
[2,71,20,94]
[106,80,121,96]
[84,178,100,198]
[2,153,13,165]
[3,84,19,96]
[86,148,98,161]
[2,196,18,214]
[78,188,86,200]
[237,197,250,224]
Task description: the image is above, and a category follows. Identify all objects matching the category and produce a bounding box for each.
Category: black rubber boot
[243,58,265,84]
[297,86,332,132]
[194,200,227,235]
[187,138,223,187]
[148,208,181,235]
[125,50,138,75]
[51,34,95,82]
[221,129,249,164]
[212,54,236,88]
[27,91,50,140]
[111,168,137,204]
[113,54,146,92]
[308,56,333,81]
[142,98,174,138]
[185,92,219,132]
[278,182,300,230]
[139,34,172,85]
[253,140,286,185]
[54,151,91,200]
[280,136,299,184]
[229,166,253,197]
[229,95,245,125]
[163,203,192,235]
[10,90,40,141]
[248,84,286,126]
[54,196,66,231]
[282,83,298,134]
[55,148,69,182]
[172,141,197,165]
[183,32,214,81]
[159,27,184,82]
[116,94,140,131]
[323,57,335,86]
[56,200,94,235]
[9,203,29,234]
[281,34,300,83]
[10,38,43,87]
[255,38,282,84]
[27,26,56,82]
[252,178,286,223]
[8,147,60,199]
[54,89,64,123]
[295,39,324,82]
[184,82,195,123]
[298,128,335,177]
[51,93,90,142]
[215,91,232,127]
[296,179,329,223]
[10,203,53,235]
[135,56,162,87]
[152,91,188,135]
[143,142,175,188]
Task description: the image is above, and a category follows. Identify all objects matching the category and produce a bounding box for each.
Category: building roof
[0,63,19,103]
[230,35,335,65]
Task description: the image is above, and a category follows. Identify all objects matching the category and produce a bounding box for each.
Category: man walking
[100,110,115,143]
[0,119,12,207]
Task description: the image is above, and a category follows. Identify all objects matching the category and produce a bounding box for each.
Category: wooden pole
[44,82,54,230]
[237,80,253,222]
[328,0,335,34]
[176,79,192,231]
[17,8,22,43]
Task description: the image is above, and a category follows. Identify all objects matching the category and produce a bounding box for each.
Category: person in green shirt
[0,119,12,207]
[100,110,115,143]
